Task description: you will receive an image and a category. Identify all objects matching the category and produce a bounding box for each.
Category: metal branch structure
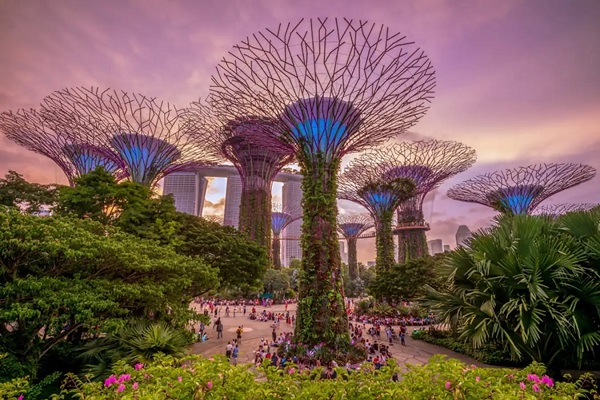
[181,101,294,257]
[447,163,596,215]
[210,17,435,348]
[0,108,125,185]
[339,157,416,273]
[375,141,477,262]
[40,87,221,187]
[271,204,302,269]
[532,203,598,217]
[337,214,374,281]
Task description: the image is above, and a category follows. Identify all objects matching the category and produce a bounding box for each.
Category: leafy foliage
[368,254,446,302]
[47,354,590,399]
[0,170,58,214]
[0,209,218,379]
[424,212,600,375]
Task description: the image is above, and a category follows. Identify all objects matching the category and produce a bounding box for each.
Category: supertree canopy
[339,156,416,273]
[181,101,294,257]
[0,108,125,185]
[271,204,302,270]
[337,214,374,281]
[210,17,435,348]
[378,141,476,262]
[41,87,221,187]
[447,163,596,215]
[532,203,598,217]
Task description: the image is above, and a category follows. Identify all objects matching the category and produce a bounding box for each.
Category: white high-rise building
[455,225,472,247]
[282,179,302,267]
[163,172,208,216]
[340,240,348,264]
[427,239,444,255]
[223,172,243,228]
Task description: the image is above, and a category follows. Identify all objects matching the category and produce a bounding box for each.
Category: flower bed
[38,354,593,399]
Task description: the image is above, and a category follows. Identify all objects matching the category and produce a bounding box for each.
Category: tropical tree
[424,213,600,375]
[0,170,58,213]
[369,254,445,302]
[0,209,218,379]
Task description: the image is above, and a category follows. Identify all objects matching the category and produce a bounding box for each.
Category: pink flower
[289,368,296,374]
[541,376,554,387]
[507,374,514,379]
[118,374,131,383]
[135,363,144,370]
[182,364,187,369]
[532,384,540,392]
[104,375,117,387]
[445,381,452,390]
[476,376,480,382]
[132,382,138,390]
[207,381,213,390]
[117,384,126,393]
[471,364,477,369]
[527,374,540,383]
[18,396,24,400]
[520,382,526,390]
[178,376,183,382]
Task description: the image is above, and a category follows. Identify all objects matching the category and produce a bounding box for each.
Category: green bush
[44,354,591,399]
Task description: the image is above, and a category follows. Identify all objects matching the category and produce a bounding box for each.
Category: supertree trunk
[375,210,395,273]
[239,184,272,258]
[295,154,349,348]
[347,237,358,281]
[398,229,429,263]
[272,234,282,270]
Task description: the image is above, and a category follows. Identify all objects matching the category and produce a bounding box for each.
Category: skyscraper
[223,172,243,228]
[455,225,472,247]
[427,239,443,255]
[282,179,302,267]
[339,240,348,264]
[443,244,450,252]
[163,172,208,216]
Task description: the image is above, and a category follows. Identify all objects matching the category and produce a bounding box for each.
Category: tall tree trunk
[397,229,429,262]
[347,237,358,281]
[294,154,349,349]
[272,234,282,269]
[239,185,272,265]
[376,211,395,273]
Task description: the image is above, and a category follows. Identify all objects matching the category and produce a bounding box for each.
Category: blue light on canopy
[492,185,543,214]
[271,211,296,235]
[110,133,181,185]
[383,165,433,188]
[339,222,369,238]
[282,97,362,156]
[63,144,121,175]
[362,189,400,216]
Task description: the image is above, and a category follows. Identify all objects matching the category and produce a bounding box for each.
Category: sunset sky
[1,0,599,262]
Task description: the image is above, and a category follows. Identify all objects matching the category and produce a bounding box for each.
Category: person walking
[232,344,239,366]
[236,325,243,343]
[225,341,233,359]
[216,320,224,339]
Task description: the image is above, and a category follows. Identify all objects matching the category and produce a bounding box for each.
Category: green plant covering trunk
[295,154,349,349]
[347,237,358,281]
[375,210,395,273]
[397,229,429,263]
[272,234,282,269]
[239,186,272,263]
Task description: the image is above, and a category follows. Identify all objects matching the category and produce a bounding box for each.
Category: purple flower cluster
[519,374,554,392]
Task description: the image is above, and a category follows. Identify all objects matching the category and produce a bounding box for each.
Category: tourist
[232,344,239,366]
[225,341,233,359]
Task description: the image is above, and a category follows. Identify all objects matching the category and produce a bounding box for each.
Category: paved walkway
[189,303,488,369]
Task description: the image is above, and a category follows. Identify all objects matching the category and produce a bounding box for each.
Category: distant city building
[455,225,472,247]
[163,172,208,217]
[443,244,450,252]
[367,261,376,267]
[223,172,243,228]
[427,239,443,255]
[339,240,348,264]
[282,179,303,267]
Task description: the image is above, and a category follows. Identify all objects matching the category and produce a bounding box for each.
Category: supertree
[447,163,596,215]
[181,101,294,257]
[532,203,598,217]
[210,18,435,348]
[41,87,221,187]
[338,156,416,273]
[337,214,374,281]
[377,141,476,262]
[271,204,302,270]
[0,108,125,185]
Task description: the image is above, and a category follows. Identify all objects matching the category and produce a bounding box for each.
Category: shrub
[46,354,590,399]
